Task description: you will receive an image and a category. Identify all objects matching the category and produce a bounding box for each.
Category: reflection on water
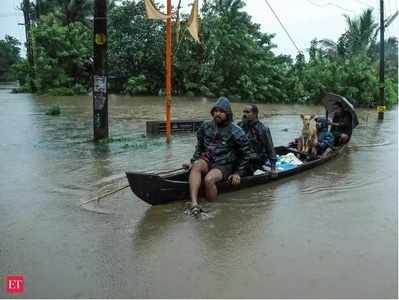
[0,88,397,298]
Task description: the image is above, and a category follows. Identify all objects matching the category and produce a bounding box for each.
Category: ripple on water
[300,177,379,195]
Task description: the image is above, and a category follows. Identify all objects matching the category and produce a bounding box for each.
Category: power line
[303,0,355,13]
[263,0,302,54]
[353,0,375,8]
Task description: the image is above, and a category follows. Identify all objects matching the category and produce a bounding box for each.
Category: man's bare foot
[190,205,202,216]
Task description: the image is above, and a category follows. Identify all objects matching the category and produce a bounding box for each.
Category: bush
[11,60,32,90]
[199,85,215,98]
[126,75,148,95]
[46,104,61,116]
[29,14,92,94]
[71,84,88,95]
[385,79,398,109]
[0,35,21,81]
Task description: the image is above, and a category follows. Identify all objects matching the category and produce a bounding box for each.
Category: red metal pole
[378,0,385,120]
[165,0,173,142]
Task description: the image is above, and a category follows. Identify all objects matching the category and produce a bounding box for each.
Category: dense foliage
[0,35,21,81]
[10,0,398,108]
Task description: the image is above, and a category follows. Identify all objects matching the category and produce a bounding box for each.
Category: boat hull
[126,145,345,205]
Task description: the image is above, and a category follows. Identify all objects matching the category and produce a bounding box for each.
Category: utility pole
[165,0,173,142]
[22,0,34,90]
[378,0,385,120]
[22,0,33,66]
[93,0,109,140]
[36,0,41,19]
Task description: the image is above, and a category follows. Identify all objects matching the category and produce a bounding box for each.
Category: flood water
[0,85,397,298]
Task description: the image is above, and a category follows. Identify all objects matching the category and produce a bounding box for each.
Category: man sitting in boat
[330,101,353,145]
[237,104,277,174]
[183,97,253,216]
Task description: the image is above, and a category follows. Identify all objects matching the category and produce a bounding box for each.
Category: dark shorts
[208,163,234,180]
[198,155,234,179]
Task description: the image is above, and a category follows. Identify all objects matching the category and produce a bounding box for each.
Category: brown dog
[298,114,318,155]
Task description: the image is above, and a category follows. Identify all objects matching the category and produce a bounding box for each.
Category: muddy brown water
[0,88,397,298]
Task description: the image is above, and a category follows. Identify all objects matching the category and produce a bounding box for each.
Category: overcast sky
[1,0,397,58]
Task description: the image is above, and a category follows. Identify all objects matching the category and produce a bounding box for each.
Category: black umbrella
[321,93,359,129]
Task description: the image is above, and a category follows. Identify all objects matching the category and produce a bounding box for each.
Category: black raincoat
[238,119,277,171]
[191,97,253,177]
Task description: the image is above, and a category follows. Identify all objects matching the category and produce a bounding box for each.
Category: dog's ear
[300,114,304,119]
[310,114,315,119]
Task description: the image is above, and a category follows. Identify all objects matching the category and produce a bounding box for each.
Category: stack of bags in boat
[254,152,303,175]
[274,153,303,171]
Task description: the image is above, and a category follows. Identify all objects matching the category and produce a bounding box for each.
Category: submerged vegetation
[4,0,398,108]
[46,104,61,115]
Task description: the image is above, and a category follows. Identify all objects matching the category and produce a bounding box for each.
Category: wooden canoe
[126,145,346,205]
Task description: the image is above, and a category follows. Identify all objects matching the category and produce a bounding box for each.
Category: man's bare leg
[204,168,224,201]
[189,159,208,207]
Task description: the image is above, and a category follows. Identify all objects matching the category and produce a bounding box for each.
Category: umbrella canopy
[321,93,359,129]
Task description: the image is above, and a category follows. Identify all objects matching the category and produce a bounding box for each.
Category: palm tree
[318,8,378,58]
[344,8,378,55]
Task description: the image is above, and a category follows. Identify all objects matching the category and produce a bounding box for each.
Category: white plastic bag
[279,153,303,166]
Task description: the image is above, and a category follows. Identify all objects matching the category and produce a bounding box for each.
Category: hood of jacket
[210,97,233,122]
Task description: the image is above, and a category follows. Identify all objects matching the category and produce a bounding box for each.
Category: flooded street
[0,87,397,298]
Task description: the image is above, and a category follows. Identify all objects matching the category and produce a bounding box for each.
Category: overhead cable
[263,0,302,54]
[353,0,375,8]
[304,0,355,13]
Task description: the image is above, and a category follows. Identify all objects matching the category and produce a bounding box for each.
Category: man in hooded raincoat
[183,97,253,215]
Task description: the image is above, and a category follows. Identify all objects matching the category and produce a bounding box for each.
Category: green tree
[32,0,93,25]
[30,13,92,94]
[299,8,397,108]
[344,8,378,56]
[13,1,396,108]
[0,35,21,81]
[108,0,165,94]
[178,0,290,101]
[370,37,398,83]
[318,9,378,58]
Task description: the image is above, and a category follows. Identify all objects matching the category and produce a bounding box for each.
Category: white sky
[1,0,398,58]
